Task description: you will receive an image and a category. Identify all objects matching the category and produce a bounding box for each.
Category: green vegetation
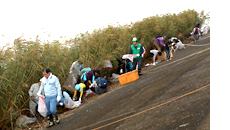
[0,9,209,129]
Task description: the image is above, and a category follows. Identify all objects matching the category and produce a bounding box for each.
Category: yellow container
[117,70,139,85]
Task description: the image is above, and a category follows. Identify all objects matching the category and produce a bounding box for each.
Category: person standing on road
[191,25,201,43]
[165,37,173,61]
[128,37,144,75]
[28,79,45,117]
[37,68,62,128]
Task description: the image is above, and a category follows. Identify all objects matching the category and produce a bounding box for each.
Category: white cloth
[122,54,138,62]
[104,60,113,68]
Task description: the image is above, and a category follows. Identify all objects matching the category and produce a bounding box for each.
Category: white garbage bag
[122,54,138,62]
[16,115,37,128]
[38,95,47,117]
[104,60,113,69]
[63,91,81,109]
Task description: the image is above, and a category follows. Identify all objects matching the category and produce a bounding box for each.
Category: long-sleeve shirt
[154,37,165,46]
[38,73,62,97]
[191,27,201,35]
[73,83,86,99]
[28,83,45,101]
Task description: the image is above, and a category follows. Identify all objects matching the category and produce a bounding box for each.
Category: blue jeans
[45,95,57,115]
[165,50,170,60]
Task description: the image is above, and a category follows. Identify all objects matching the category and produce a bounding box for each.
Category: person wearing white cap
[37,68,62,128]
[28,78,45,117]
[128,37,144,75]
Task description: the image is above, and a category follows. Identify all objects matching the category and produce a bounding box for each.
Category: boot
[54,114,60,124]
[138,71,143,76]
[46,114,55,128]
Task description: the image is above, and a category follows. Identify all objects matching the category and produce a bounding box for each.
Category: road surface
[49,36,210,130]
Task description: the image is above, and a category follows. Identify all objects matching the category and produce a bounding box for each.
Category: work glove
[136,54,140,57]
[57,96,61,102]
[37,92,41,97]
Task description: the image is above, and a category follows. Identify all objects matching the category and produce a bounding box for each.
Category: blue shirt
[38,73,61,97]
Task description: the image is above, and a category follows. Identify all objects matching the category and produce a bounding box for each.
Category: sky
[0,0,210,48]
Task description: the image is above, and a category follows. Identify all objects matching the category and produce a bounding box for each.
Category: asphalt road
[49,36,210,130]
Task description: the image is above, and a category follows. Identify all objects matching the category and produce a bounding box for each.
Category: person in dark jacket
[164,37,173,61]
[88,70,107,95]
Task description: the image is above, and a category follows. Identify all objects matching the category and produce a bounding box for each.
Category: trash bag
[16,115,37,128]
[112,73,120,79]
[70,61,83,77]
[122,54,138,62]
[62,74,77,93]
[104,60,113,69]
[63,91,81,109]
[38,95,47,117]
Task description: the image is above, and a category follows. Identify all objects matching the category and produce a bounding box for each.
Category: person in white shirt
[191,25,201,43]
[37,68,62,128]
[173,39,185,52]
[150,50,162,65]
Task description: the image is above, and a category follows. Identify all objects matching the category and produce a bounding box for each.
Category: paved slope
[49,36,210,130]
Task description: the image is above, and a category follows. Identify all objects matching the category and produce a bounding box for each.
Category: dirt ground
[31,35,210,130]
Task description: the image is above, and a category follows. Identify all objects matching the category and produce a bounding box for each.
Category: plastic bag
[104,60,113,69]
[64,97,81,109]
[38,95,47,117]
[16,115,37,128]
[63,91,81,109]
[62,74,77,93]
[112,73,120,79]
[122,54,138,62]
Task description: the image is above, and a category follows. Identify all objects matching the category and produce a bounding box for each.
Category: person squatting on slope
[37,68,62,128]
[28,78,45,117]
[128,37,144,75]
[73,83,86,102]
[172,38,185,52]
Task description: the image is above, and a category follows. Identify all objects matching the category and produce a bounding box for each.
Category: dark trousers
[132,58,143,71]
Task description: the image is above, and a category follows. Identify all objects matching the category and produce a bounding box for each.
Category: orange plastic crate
[117,70,139,85]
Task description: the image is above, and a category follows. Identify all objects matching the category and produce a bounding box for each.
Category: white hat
[132,37,137,42]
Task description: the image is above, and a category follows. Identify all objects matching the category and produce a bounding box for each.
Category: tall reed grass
[0,9,209,129]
